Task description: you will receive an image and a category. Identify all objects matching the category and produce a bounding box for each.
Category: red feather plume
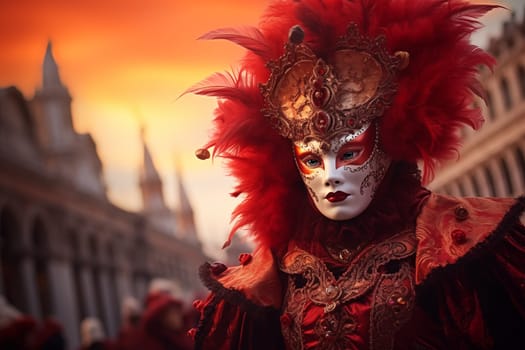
[193,0,497,249]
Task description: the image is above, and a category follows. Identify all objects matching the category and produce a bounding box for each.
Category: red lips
[325,191,349,203]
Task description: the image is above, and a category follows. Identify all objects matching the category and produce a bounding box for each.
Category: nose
[324,158,343,187]
[325,178,341,186]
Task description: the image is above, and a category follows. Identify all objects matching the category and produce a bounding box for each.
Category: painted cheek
[304,171,325,203]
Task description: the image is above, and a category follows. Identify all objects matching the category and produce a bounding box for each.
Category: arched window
[499,157,514,195]
[31,217,52,317]
[500,77,513,111]
[107,242,120,331]
[70,232,86,323]
[470,174,482,196]
[515,146,525,189]
[484,90,495,121]
[517,65,525,98]
[0,208,26,312]
[89,236,104,322]
[457,181,466,197]
[483,166,497,196]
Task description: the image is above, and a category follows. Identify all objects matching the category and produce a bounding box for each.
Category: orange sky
[0,0,519,256]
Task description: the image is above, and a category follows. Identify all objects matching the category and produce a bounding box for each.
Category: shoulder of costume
[199,246,282,311]
[415,192,525,285]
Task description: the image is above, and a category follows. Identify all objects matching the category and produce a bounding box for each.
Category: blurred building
[0,42,207,349]
[430,11,525,197]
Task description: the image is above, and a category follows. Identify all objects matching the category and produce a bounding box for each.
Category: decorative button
[388,295,407,306]
[339,249,351,261]
[451,229,467,244]
[324,302,337,313]
[318,314,338,338]
[238,253,252,265]
[325,285,339,297]
[396,297,406,305]
[454,206,469,221]
[210,262,227,275]
[195,148,210,160]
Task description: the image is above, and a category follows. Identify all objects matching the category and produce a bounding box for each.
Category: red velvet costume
[188,1,525,349]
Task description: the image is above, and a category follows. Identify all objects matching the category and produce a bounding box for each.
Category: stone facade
[430,11,525,198]
[0,42,207,349]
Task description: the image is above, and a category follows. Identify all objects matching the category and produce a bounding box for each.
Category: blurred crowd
[0,278,196,350]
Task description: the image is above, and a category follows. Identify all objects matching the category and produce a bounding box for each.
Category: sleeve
[191,249,285,350]
[418,200,525,349]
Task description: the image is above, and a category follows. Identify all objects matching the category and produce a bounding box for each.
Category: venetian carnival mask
[261,25,408,220]
[294,122,391,220]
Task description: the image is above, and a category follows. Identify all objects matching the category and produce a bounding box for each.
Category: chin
[320,202,369,221]
[323,209,359,221]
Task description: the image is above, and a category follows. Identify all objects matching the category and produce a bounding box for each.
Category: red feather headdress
[188,0,496,250]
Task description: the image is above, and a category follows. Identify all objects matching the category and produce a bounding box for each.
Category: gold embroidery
[279,229,416,350]
[370,262,415,350]
[314,308,358,349]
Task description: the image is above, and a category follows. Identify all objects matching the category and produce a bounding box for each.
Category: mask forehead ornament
[261,24,409,145]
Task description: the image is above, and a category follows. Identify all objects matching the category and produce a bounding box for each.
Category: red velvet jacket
[193,194,525,350]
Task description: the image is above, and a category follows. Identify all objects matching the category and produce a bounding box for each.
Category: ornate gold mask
[261,24,409,145]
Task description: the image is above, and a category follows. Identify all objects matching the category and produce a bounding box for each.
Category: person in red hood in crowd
[114,297,141,350]
[117,278,192,350]
[0,295,37,349]
[78,317,116,350]
[30,318,66,350]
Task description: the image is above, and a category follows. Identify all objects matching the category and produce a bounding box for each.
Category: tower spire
[42,41,64,89]
[138,126,176,235]
[175,160,193,216]
[140,125,161,183]
[174,160,199,245]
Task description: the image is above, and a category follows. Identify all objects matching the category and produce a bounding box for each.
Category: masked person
[187,0,525,349]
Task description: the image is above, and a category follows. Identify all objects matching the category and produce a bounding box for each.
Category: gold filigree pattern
[261,24,406,145]
[370,262,415,350]
[314,308,358,349]
[279,229,417,349]
[281,285,307,350]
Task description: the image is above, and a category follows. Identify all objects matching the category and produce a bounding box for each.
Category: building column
[488,159,508,196]
[486,79,504,121]
[473,167,492,197]
[47,259,80,350]
[115,268,135,324]
[98,269,118,337]
[504,64,522,108]
[116,270,133,301]
[133,274,149,303]
[80,265,98,318]
[504,147,525,195]
[460,175,476,197]
[19,256,41,319]
[114,244,135,302]
[447,181,462,197]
